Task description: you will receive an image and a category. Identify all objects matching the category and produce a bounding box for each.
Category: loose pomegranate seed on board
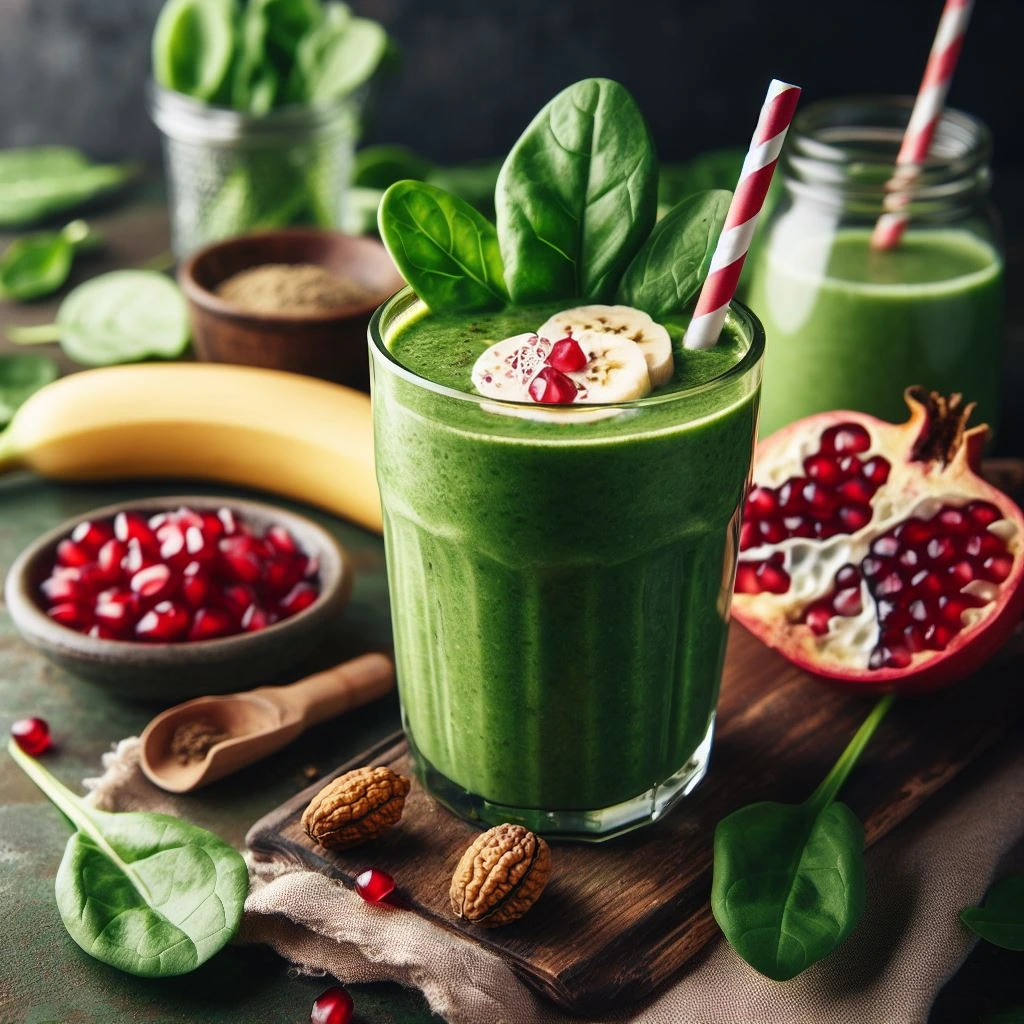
[310,987,354,1024]
[11,717,52,756]
[355,868,396,905]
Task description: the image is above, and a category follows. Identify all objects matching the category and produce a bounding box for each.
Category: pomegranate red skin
[733,393,1024,695]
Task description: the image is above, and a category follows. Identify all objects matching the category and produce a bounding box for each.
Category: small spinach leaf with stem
[0,353,59,427]
[379,180,509,312]
[961,876,1024,951]
[496,78,658,304]
[712,693,895,981]
[8,270,190,366]
[0,220,100,302]
[8,740,248,977]
[616,190,731,318]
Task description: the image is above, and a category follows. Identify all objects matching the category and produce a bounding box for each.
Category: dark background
[1,0,1021,169]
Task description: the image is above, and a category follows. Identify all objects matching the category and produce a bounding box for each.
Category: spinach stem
[7,738,92,832]
[806,693,896,813]
[7,323,62,344]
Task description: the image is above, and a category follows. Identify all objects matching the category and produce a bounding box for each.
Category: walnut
[301,766,410,851]
[449,823,552,927]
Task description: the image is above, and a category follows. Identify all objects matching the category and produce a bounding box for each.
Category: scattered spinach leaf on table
[8,739,248,978]
[8,270,190,366]
[378,180,508,313]
[961,876,1024,951]
[712,694,895,981]
[152,0,237,102]
[616,190,731,317]
[0,354,59,427]
[0,220,100,302]
[496,77,658,304]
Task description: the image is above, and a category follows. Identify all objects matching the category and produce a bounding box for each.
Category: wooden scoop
[139,653,394,793]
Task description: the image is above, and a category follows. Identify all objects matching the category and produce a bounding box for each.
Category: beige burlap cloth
[84,738,1023,1024]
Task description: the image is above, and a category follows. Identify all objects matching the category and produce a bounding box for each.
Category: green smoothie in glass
[370,79,763,839]
[749,98,1004,437]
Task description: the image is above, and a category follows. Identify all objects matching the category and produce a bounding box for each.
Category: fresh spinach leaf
[616,190,730,317]
[0,354,59,426]
[961,876,1024,951]
[0,147,90,183]
[8,740,248,978]
[712,694,894,981]
[8,270,190,366]
[496,78,657,304]
[300,14,388,105]
[153,0,237,102]
[379,179,508,312]
[355,145,436,190]
[0,220,99,302]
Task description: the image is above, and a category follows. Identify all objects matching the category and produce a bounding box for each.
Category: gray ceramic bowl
[4,496,351,701]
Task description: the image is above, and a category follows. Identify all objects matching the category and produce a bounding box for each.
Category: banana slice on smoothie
[471,329,650,404]
[536,304,674,388]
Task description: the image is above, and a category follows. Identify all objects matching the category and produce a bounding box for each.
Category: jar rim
[367,287,766,413]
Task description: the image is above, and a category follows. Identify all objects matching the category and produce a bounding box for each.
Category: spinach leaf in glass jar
[496,78,657,304]
[616,191,731,317]
[8,740,248,978]
[152,0,237,102]
[712,694,894,981]
[0,354,59,427]
[961,877,1024,951]
[8,270,190,366]
[0,220,99,302]
[297,10,388,105]
[379,180,509,313]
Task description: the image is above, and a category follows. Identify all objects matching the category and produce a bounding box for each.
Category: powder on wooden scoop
[216,262,374,314]
[170,717,230,765]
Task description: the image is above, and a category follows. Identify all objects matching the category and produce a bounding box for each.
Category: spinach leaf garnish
[961,876,1024,951]
[712,694,894,981]
[9,740,248,978]
[616,190,730,317]
[495,78,657,304]
[378,180,508,313]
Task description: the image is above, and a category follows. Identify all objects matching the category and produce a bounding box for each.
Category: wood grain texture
[247,626,1023,1015]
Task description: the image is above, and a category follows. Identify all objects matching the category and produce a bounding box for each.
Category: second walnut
[302,765,410,851]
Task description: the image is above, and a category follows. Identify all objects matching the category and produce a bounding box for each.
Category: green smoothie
[751,227,1004,436]
[369,290,762,835]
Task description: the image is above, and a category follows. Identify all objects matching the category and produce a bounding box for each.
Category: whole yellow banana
[0,363,382,533]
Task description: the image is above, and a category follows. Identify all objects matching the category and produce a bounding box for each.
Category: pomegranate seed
[71,520,114,556]
[546,337,588,373]
[822,422,872,455]
[300,555,320,580]
[875,573,904,597]
[871,535,900,558]
[924,622,954,650]
[838,504,872,532]
[909,599,930,622]
[121,538,157,575]
[870,644,912,670]
[130,563,177,604]
[158,524,189,567]
[911,570,943,598]
[95,589,139,630]
[97,539,127,577]
[969,532,1004,559]
[755,563,791,595]
[837,454,861,478]
[56,538,91,568]
[802,482,837,519]
[199,511,225,539]
[216,507,241,535]
[221,583,257,617]
[746,486,778,517]
[901,519,933,546]
[135,601,190,642]
[88,624,123,640]
[938,596,969,626]
[936,507,969,534]
[803,454,842,486]
[833,587,862,617]
[184,525,216,562]
[240,604,271,632]
[311,986,354,1024]
[181,563,210,608]
[903,625,926,653]
[263,557,301,596]
[41,574,87,604]
[11,717,52,756]
[172,506,204,530]
[528,365,577,404]
[735,563,760,593]
[279,582,319,616]
[355,868,395,905]
[861,457,891,485]
[48,602,93,629]
[805,604,833,635]
[219,537,262,583]
[114,512,157,551]
[758,519,786,544]
[899,549,920,569]
[949,560,976,585]
[265,525,298,556]
[982,555,1013,583]
[778,479,807,513]
[739,522,756,551]
[926,536,956,563]
[861,556,886,579]
[836,565,860,587]
[836,477,874,505]
[966,501,1001,528]
[188,607,233,641]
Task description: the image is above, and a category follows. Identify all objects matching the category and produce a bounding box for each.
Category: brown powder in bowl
[215,263,374,315]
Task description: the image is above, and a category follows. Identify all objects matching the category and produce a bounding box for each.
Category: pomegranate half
[732,388,1024,693]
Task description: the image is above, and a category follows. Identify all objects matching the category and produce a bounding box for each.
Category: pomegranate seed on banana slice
[471,329,650,404]
[536,304,674,388]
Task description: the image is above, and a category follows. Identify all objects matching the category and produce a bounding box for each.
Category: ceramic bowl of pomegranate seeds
[4,496,351,700]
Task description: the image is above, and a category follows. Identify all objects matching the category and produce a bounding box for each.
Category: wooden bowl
[4,496,352,702]
[178,230,405,391]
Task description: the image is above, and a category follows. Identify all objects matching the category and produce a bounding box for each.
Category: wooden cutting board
[247,626,1022,1014]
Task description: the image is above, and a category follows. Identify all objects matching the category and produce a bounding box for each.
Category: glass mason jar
[368,289,765,840]
[148,83,359,258]
[747,97,1004,437]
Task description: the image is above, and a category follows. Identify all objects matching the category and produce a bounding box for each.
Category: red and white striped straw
[871,0,974,251]
[683,79,801,351]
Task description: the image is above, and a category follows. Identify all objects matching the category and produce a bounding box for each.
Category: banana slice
[536,304,674,388]
[471,329,650,405]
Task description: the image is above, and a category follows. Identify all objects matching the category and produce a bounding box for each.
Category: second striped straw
[683,79,801,351]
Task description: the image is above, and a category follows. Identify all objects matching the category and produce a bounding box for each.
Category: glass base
[406,716,715,843]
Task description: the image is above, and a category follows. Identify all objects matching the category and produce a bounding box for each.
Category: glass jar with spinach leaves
[149,82,359,257]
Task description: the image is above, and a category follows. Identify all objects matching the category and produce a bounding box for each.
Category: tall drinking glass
[369,292,764,840]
